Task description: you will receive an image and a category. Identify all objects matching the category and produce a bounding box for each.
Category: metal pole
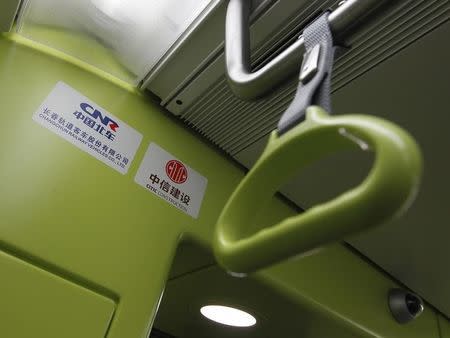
[226,0,392,100]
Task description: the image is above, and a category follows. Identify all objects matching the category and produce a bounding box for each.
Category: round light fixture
[200,305,256,327]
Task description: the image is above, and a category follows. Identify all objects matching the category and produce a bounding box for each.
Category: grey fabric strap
[277,12,335,135]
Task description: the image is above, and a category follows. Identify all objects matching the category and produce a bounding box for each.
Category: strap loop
[214,107,423,274]
[277,12,336,135]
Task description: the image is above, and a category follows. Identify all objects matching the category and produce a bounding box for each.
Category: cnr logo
[166,160,188,184]
[80,102,119,132]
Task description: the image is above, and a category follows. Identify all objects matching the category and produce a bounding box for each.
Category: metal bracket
[300,44,321,84]
[225,0,392,100]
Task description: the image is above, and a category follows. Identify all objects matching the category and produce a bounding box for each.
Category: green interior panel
[0,249,115,338]
[259,245,439,338]
[0,33,441,338]
[16,24,136,84]
[439,316,450,338]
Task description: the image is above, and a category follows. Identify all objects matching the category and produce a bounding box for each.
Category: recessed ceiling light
[200,305,256,327]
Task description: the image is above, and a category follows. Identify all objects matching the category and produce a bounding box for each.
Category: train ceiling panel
[150,0,448,155]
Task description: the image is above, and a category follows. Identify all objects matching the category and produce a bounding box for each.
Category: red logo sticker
[165,160,188,184]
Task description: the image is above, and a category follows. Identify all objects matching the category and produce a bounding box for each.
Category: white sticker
[33,82,142,174]
[135,143,208,218]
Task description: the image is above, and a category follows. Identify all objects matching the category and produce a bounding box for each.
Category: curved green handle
[213,106,422,274]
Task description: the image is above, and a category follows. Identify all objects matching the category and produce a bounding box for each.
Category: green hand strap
[213,107,422,274]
